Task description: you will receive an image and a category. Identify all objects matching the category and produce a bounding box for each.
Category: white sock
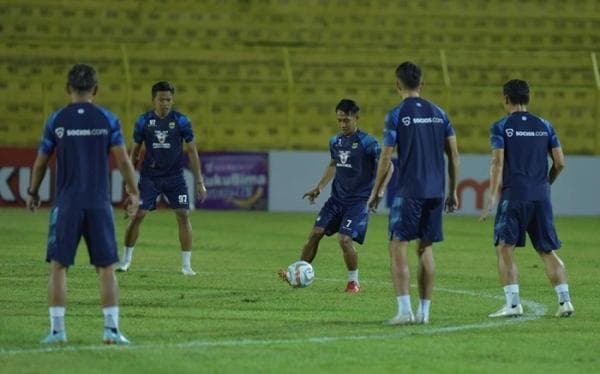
[103,306,119,330]
[182,251,192,269]
[554,283,571,304]
[49,306,65,333]
[417,299,431,318]
[396,295,412,315]
[123,247,134,263]
[503,284,520,307]
[348,270,359,283]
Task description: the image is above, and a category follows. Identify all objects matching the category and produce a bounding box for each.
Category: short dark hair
[503,79,530,105]
[395,61,422,90]
[152,81,175,98]
[67,64,97,92]
[335,99,360,116]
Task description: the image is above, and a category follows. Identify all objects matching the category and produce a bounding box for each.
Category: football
[286,261,315,288]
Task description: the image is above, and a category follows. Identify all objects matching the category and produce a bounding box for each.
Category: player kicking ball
[279,99,392,292]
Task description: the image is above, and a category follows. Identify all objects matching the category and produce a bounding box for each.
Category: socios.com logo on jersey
[401,116,411,126]
[505,128,514,137]
[55,127,64,139]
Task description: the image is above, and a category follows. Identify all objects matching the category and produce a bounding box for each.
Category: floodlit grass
[1,208,598,373]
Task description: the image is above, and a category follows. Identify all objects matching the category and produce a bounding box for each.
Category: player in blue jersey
[26,64,140,344]
[118,81,207,275]
[480,79,574,318]
[368,62,460,325]
[279,99,393,292]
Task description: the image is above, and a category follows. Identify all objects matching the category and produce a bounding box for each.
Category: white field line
[0,280,548,357]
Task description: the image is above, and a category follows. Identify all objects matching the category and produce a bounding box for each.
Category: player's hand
[479,195,496,221]
[26,193,41,212]
[445,192,459,213]
[124,193,140,219]
[302,187,320,204]
[367,194,381,213]
[196,182,208,203]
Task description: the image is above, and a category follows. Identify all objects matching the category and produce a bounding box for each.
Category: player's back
[490,112,559,201]
[40,102,123,208]
[384,97,454,199]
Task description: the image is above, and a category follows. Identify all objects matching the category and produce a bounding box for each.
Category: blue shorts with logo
[494,199,561,252]
[315,197,370,244]
[46,205,119,267]
[139,173,189,210]
[388,197,444,242]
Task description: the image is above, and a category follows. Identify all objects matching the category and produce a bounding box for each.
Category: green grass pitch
[0,208,598,373]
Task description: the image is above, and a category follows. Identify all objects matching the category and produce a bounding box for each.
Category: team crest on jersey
[168,121,175,129]
[55,127,64,139]
[402,116,411,126]
[505,128,514,137]
[352,142,358,149]
[148,119,156,127]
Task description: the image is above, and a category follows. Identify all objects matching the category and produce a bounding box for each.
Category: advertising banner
[199,152,268,210]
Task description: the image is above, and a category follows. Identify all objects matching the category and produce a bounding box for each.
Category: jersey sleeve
[38,111,59,155]
[490,122,504,150]
[109,117,125,147]
[133,115,145,144]
[329,136,337,160]
[545,120,561,149]
[179,115,195,143]
[445,116,456,137]
[383,111,397,147]
[366,137,381,170]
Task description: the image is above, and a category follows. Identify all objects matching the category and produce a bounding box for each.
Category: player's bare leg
[416,240,434,323]
[42,261,68,344]
[338,234,359,292]
[97,265,129,344]
[119,209,147,271]
[489,243,523,318]
[300,227,325,263]
[385,239,414,325]
[175,208,195,275]
[539,250,574,317]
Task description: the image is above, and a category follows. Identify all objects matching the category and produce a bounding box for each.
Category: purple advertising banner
[198,152,268,210]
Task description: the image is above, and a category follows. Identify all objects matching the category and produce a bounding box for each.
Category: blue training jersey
[133,110,195,177]
[329,129,381,203]
[490,111,560,201]
[383,97,455,199]
[38,102,125,208]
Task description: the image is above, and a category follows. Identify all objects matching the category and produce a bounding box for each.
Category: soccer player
[368,62,460,325]
[279,99,392,292]
[480,79,574,318]
[26,63,140,344]
[118,81,207,275]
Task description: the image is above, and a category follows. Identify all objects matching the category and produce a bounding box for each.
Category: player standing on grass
[480,79,574,318]
[279,99,393,292]
[26,63,140,344]
[368,61,460,325]
[118,81,207,275]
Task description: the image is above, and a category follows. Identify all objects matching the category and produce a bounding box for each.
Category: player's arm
[184,141,208,202]
[548,146,565,185]
[112,145,140,218]
[480,148,504,221]
[367,145,394,212]
[130,142,143,167]
[303,159,336,204]
[444,135,460,213]
[26,153,50,211]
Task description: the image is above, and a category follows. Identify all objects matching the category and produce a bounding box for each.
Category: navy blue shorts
[494,199,561,252]
[315,198,369,244]
[388,197,444,242]
[46,205,119,267]
[139,174,189,210]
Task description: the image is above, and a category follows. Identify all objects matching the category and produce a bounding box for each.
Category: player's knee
[174,209,189,221]
[338,234,353,249]
[132,209,147,223]
[309,228,325,241]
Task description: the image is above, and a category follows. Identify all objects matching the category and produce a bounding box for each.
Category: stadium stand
[0,0,599,154]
